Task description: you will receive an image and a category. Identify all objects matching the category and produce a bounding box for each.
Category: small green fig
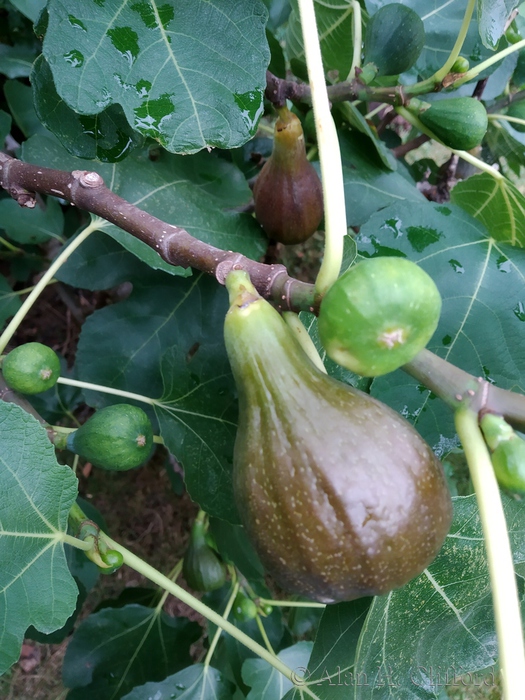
[2,342,61,394]
[318,257,442,377]
[481,413,525,494]
[183,519,226,592]
[415,97,488,150]
[253,107,323,245]
[67,404,154,471]
[363,3,425,76]
[232,592,258,622]
[506,100,525,132]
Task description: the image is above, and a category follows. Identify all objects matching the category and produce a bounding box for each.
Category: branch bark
[0,152,316,313]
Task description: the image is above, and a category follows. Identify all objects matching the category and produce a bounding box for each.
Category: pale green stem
[56,377,157,406]
[60,533,94,551]
[346,0,362,82]
[456,37,525,87]
[9,280,58,297]
[455,409,525,700]
[282,312,327,374]
[0,236,22,253]
[100,535,296,683]
[204,581,240,668]
[259,597,326,609]
[256,614,275,654]
[432,0,476,82]
[364,103,388,120]
[396,106,504,180]
[489,114,525,128]
[296,0,347,297]
[0,221,99,353]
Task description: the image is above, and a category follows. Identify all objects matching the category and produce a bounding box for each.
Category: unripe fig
[450,56,470,73]
[183,519,226,592]
[253,107,323,245]
[67,404,154,470]
[318,257,442,377]
[414,97,488,150]
[232,592,258,622]
[506,100,525,132]
[2,342,61,394]
[481,413,525,494]
[363,4,425,76]
[224,271,452,603]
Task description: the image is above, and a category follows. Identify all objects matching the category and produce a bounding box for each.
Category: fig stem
[430,0,476,83]
[0,220,98,354]
[100,534,302,687]
[455,37,525,88]
[455,408,525,699]
[346,0,362,82]
[489,113,525,129]
[282,312,327,373]
[396,106,504,181]
[296,0,347,297]
[203,581,240,668]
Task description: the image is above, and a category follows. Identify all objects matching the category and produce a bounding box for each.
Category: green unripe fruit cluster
[67,403,154,471]
[2,342,61,394]
[318,257,442,377]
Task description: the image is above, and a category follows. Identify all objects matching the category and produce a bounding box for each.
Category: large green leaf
[352,494,525,699]
[22,134,266,273]
[32,56,145,163]
[353,200,525,453]
[478,0,519,49]
[0,275,22,330]
[451,172,525,247]
[43,0,270,154]
[286,0,355,79]
[62,603,201,699]
[0,195,64,244]
[56,231,182,291]
[0,402,78,674]
[339,131,424,227]
[9,0,46,23]
[75,272,239,522]
[122,664,235,700]
[243,642,313,699]
[485,119,525,176]
[282,598,372,699]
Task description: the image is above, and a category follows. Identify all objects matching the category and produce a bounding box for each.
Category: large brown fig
[252,107,323,245]
[224,271,452,604]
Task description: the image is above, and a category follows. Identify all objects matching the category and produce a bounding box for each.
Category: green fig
[2,342,61,395]
[414,97,488,150]
[232,591,258,622]
[183,518,226,592]
[481,413,525,494]
[363,3,425,77]
[318,257,442,377]
[253,107,323,245]
[67,404,154,470]
[506,100,525,132]
[224,271,452,603]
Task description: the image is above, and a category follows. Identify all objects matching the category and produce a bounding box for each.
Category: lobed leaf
[43,0,270,154]
[0,402,78,674]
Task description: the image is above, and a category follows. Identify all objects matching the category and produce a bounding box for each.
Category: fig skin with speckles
[252,107,323,245]
[224,273,453,604]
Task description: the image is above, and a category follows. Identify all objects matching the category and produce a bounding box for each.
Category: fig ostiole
[253,106,323,245]
[224,271,452,604]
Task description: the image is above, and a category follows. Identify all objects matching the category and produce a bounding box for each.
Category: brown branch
[0,153,316,313]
